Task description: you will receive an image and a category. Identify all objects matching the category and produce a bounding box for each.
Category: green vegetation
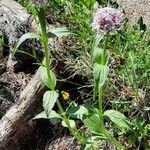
[15,0,150,149]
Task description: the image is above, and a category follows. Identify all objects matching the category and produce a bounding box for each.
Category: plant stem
[93,81,98,101]
[37,7,86,144]
[38,7,54,90]
[98,86,103,117]
[102,33,108,65]
[56,100,86,144]
[98,85,125,149]
[97,33,108,131]
[97,33,125,150]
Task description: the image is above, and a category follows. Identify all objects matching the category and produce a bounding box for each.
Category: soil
[0,56,30,118]
[19,119,81,150]
[0,53,115,150]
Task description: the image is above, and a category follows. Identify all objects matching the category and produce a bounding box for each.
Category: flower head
[61,91,70,100]
[31,0,48,7]
[92,7,123,33]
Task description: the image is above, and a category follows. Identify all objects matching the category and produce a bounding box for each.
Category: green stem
[97,33,125,150]
[102,33,108,65]
[38,7,54,90]
[98,73,125,150]
[37,7,86,144]
[56,100,86,144]
[93,81,98,101]
[98,86,103,117]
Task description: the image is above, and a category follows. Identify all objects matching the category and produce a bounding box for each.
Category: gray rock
[0,0,30,46]
[117,0,150,27]
[0,0,43,72]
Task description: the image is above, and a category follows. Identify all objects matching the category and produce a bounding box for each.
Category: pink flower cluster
[92,7,123,33]
[31,0,48,7]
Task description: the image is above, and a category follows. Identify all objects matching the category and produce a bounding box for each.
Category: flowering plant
[14,0,87,145]
[92,7,123,34]
[14,1,134,149]
[82,7,130,149]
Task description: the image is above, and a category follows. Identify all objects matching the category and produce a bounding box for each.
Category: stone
[117,0,150,27]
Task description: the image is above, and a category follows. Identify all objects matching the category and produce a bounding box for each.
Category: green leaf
[33,111,48,119]
[93,63,109,87]
[47,32,57,38]
[50,27,73,37]
[93,47,103,64]
[84,114,102,134]
[81,143,92,150]
[82,136,103,150]
[33,110,62,119]
[39,66,56,89]
[66,105,89,120]
[13,32,40,54]
[93,34,104,49]
[38,7,46,33]
[43,90,59,117]
[104,110,131,130]
[84,0,96,9]
[144,107,150,111]
[62,119,76,128]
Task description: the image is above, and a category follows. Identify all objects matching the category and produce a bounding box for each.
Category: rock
[0,0,43,73]
[0,0,30,46]
[117,0,150,27]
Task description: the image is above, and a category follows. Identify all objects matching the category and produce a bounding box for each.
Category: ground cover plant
[13,0,150,149]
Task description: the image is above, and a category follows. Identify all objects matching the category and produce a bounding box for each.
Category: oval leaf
[104,110,132,130]
[66,105,89,120]
[43,90,59,117]
[39,66,56,89]
[33,110,62,120]
[84,114,102,134]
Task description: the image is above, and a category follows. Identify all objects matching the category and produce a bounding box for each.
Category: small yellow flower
[61,91,70,100]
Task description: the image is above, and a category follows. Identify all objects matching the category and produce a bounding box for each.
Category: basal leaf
[33,111,48,119]
[144,107,150,111]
